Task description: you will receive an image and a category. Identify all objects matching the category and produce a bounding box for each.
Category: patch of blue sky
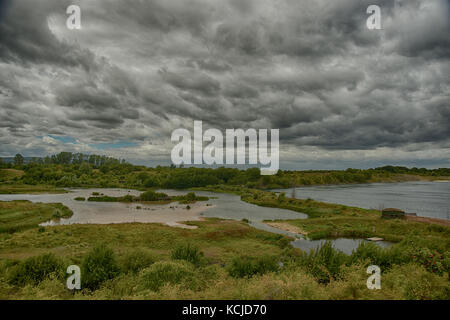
[89,141,138,150]
[48,135,78,144]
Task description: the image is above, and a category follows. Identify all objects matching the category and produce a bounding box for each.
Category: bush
[141,261,195,291]
[87,196,117,202]
[120,249,155,274]
[139,190,169,201]
[298,241,348,284]
[186,192,196,201]
[227,256,279,278]
[171,243,204,266]
[8,253,64,286]
[81,244,120,290]
[119,195,134,203]
[74,197,85,201]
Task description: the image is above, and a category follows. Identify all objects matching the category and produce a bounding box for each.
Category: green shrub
[141,261,195,291]
[186,192,196,201]
[52,210,62,219]
[120,249,155,274]
[227,255,279,278]
[171,243,204,266]
[410,248,450,275]
[119,195,134,203]
[74,197,85,201]
[298,241,348,284]
[8,253,64,286]
[139,190,169,201]
[87,196,117,202]
[81,244,120,290]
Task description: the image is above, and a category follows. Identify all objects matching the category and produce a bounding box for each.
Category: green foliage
[120,194,134,203]
[139,190,169,201]
[8,253,64,286]
[0,201,72,233]
[10,151,450,189]
[74,197,85,201]
[410,248,450,276]
[171,243,204,266]
[298,241,348,284]
[87,196,118,202]
[13,154,24,166]
[227,255,279,278]
[120,249,155,274]
[349,242,410,270]
[140,261,196,291]
[81,244,121,290]
[186,192,196,201]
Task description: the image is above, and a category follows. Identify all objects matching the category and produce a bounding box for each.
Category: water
[250,220,392,254]
[0,188,391,252]
[290,238,392,255]
[0,188,307,227]
[273,181,450,220]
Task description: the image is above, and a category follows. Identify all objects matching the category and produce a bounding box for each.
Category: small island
[85,190,208,204]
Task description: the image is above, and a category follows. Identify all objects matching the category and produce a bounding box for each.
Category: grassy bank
[0,201,73,234]
[200,186,450,247]
[0,184,67,194]
[0,215,448,299]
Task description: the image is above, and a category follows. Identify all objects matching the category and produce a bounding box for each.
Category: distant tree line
[0,152,449,189]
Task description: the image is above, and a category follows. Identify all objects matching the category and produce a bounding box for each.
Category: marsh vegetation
[0,153,449,299]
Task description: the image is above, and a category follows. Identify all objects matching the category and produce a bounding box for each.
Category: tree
[79,162,92,175]
[14,154,24,166]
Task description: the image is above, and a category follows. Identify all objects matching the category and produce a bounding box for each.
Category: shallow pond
[251,221,392,254]
[0,188,306,228]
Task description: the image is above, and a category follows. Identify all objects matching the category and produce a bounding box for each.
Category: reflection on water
[251,221,392,254]
[273,181,450,220]
[290,238,392,255]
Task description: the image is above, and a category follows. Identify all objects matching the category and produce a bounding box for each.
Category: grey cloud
[0,0,449,168]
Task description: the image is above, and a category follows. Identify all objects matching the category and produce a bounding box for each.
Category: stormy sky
[0,0,449,169]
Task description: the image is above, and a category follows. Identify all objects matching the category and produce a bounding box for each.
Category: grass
[0,218,448,299]
[0,169,24,182]
[0,201,73,234]
[0,185,448,299]
[0,184,67,194]
[200,186,450,248]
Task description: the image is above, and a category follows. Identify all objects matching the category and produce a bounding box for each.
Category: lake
[273,181,450,220]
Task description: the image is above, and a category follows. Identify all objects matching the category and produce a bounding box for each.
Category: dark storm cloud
[0,0,449,167]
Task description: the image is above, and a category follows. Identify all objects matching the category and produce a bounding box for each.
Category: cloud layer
[0,0,449,169]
